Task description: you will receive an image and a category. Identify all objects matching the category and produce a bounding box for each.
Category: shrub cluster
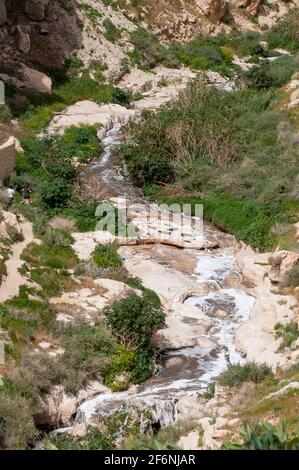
[217,362,273,388]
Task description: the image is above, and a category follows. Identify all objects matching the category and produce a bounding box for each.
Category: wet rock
[213,309,229,318]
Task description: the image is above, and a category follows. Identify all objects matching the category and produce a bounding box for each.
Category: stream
[74,120,256,428]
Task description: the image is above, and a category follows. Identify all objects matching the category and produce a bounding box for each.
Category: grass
[21,243,78,270]
[103,19,122,43]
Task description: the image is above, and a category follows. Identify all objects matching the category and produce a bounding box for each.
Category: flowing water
[75,122,256,427]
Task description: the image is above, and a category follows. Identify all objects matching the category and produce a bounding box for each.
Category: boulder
[24,0,50,21]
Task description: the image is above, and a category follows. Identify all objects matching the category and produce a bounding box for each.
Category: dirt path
[0,221,34,302]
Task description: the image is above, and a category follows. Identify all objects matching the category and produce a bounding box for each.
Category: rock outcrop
[0,0,82,93]
[268,250,299,285]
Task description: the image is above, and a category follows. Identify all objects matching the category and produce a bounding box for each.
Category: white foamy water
[76,244,255,425]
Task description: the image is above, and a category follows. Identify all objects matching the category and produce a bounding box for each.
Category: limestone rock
[268,250,299,284]
[232,0,262,16]
[178,431,201,450]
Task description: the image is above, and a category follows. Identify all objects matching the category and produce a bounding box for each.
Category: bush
[223,421,299,450]
[0,392,37,450]
[5,224,24,243]
[243,56,298,89]
[129,28,177,70]
[60,125,102,163]
[48,427,114,450]
[104,345,154,391]
[61,322,116,393]
[42,227,74,247]
[274,321,299,350]
[170,36,234,76]
[92,244,122,268]
[105,291,164,347]
[217,362,273,387]
[38,178,73,208]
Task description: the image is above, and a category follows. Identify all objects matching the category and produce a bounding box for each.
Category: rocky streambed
[68,120,257,431]
[48,69,298,447]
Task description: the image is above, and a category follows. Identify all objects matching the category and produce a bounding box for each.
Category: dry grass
[48,217,77,232]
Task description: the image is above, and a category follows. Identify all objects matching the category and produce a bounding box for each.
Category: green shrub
[243,56,298,89]
[48,427,114,450]
[92,244,122,268]
[217,362,273,388]
[274,321,299,350]
[129,28,177,70]
[61,323,116,393]
[38,178,73,208]
[42,227,74,247]
[61,125,102,163]
[105,291,164,347]
[169,36,234,76]
[0,392,38,450]
[223,421,299,450]
[104,344,154,391]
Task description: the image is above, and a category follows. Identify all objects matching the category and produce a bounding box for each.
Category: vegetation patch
[274,321,299,351]
[92,244,123,268]
[223,421,299,450]
[217,362,273,388]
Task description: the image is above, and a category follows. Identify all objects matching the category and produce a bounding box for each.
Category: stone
[24,0,50,21]
[16,25,31,54]
[214,309,229,318]
[260,41,269,53]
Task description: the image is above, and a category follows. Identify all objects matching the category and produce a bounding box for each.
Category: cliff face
[0,0,82,92]
[0,0,297,93]
[115,0,299,41]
